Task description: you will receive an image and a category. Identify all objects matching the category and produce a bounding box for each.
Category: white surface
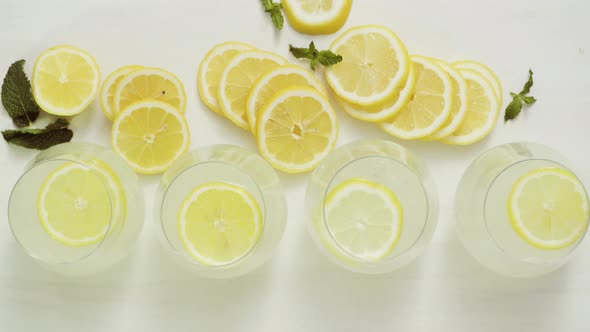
[1,0,590,331]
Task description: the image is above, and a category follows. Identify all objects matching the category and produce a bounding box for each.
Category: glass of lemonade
[8,142,144,276]
[306,139,439,274]
[156,144,287,279]
[455,142,590,278]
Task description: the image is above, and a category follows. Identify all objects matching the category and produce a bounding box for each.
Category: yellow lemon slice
[380,55,453,139]
[508,167,590,249]
[111,100,190,174]
[218,50,287,129]
[324,178,402,261]
[257,86,338,173]
[114,67,186,116]
[197,42,255,115]
[32,45,100,116]
[453,60,502,104]
[282,0,353,35]
[325,25,410,106]
[99,65,142,120]
[441,68,499,145]
[246,64,326,134]
[178,182,262,266]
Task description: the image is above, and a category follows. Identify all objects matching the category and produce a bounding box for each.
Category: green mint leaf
[520,95,537,105]
[2,118,73,150]
[289,42,343,71]
[520,69,534,95]
[1,60,40,128]
[504,94,523,122]
[261,0,283,30]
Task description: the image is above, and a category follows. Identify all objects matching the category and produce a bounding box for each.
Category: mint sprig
[1,60,40,127]
[2,118,73,150]
[505,69,537,121]
[261,0,284,30]
[289,42,343,71]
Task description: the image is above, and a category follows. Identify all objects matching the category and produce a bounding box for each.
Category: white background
[1,0,590,331]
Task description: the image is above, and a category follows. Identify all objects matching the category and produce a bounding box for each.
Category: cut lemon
[111,100,190,174]
[247,64,326,134]
[197,42,255,115]
[441,68,499,145]
[257,86,338,173]
[325,178,402,261]
[427,60,468,140]
[282,0,353,35]
[37,162,112,246]
[454,60,502,104]
[114,67,186,117]
[99,65,142,120]
[336,64,416,122]
[32,45,100,116]
[178,182,262,266]
[87,159,127,231]
[218,50,287,129]
[380,55,453,139]
[325,25,410,106]
[508,168,590,249]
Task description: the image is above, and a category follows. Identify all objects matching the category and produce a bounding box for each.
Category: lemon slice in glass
[178,182,263,266]
[508,167,590,250]
[32,45,100,116]
[37,162,113,246]
[325,178,403,261]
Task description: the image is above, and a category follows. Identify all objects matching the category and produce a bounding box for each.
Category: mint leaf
[519,69,534,95]
[2,118,73,150]
[289,42,343,71]
[504,94,523,122]
[1,60,40,128]
[520,95,537,105]
[261,0,283,30]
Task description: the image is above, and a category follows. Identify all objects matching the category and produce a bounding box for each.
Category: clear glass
[306,139,439,274]
[156,144,287,279]
[7,142,144,276]
[455,142,590,277]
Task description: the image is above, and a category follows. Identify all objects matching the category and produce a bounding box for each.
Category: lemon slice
[178,182,262,266]
[32,45,100,116]
[508,168,590,249]
[336,64,416,122]
[87,159,127,231]
[454,60,502,104]
[282,0,353,35]
[197,42,255,115]
[114,67,186,116]
[441,69,499,145]
[99,65,142,120]
[427,61,468,140]
[247,65,326,134]
[325,178,402,261]
[380,55,453,139]
[257,86,338,173]
[325,25,410,106]
[218,50,287,129]
[37,162,113,246]
[111,100,190,174]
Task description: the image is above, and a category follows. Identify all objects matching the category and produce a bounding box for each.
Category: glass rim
[482,157,590,265]
[8,157,116,265]
[158,159,268,270]
[320,154,432,265]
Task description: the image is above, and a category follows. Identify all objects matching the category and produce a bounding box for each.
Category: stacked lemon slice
[100,66,190,174]
[198,42,338,173]
[324,25,502,145]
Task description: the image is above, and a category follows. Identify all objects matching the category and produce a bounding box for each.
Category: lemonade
[156,145,287,278]
[8,142,144,276]
[455,143,590,277]
[306,139,439,274]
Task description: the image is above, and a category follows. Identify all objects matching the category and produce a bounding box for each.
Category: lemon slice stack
[198,42,339,173]
[323,25,502,145]
[99,65,190,174]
